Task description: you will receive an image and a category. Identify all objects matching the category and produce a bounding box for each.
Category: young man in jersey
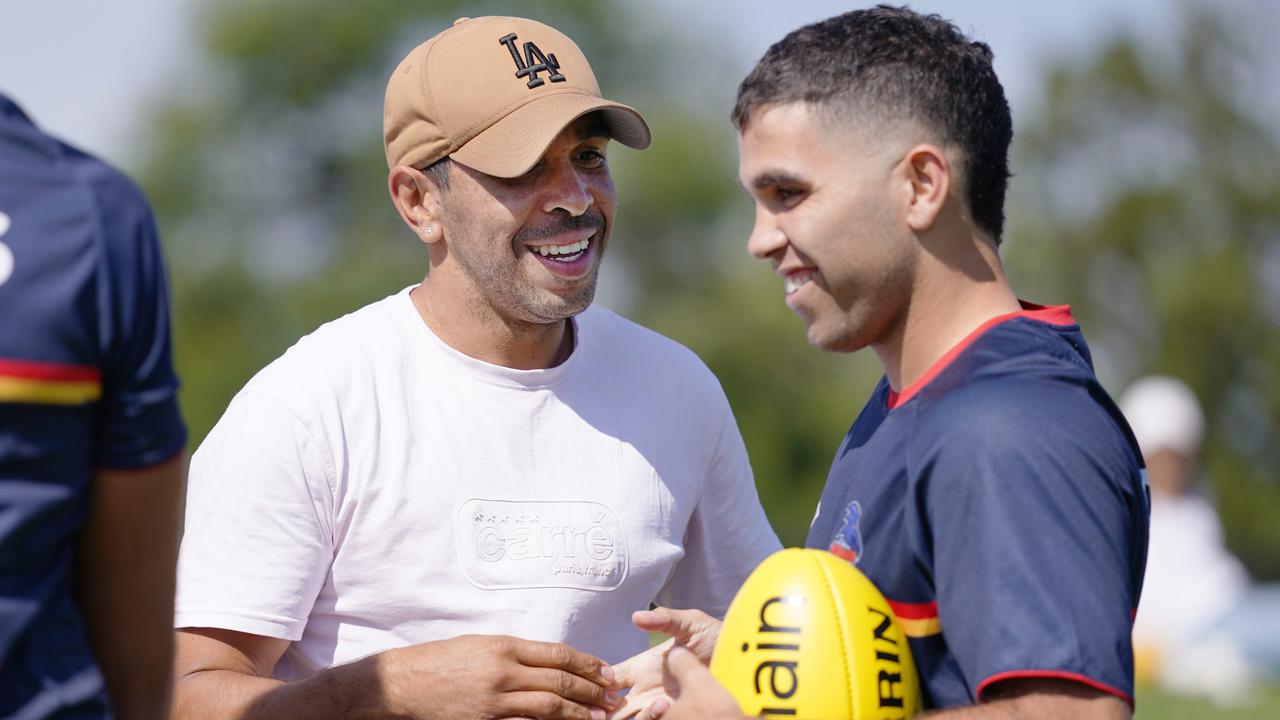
[616,7,1147,719]
[0,94,187,720]
[170,15,780,720]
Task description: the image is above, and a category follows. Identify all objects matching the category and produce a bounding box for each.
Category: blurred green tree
[140,0,1279,560]
[1006,5,1280,577]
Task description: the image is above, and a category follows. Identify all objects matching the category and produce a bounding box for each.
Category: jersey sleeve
[174,390,334,640]
[916,381,1144,706]
[654,390,781,617]
[88,164,186,468]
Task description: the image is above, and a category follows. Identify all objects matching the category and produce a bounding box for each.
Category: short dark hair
[420,156,451,191]
[732,5,1013,242]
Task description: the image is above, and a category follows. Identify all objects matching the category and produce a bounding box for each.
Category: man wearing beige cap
[169,15,779,720]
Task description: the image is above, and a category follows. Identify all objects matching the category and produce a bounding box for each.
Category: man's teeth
[785,271,816,295]
[534,238,590,257]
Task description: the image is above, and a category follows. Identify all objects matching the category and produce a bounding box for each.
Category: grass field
[1135,683,1280,719]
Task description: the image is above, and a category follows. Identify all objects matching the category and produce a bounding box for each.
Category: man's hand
[608,608,722,719]
[383,634,620,720]
[646,646,745,720]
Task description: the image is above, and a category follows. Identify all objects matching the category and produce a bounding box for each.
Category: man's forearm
[174,653,395,720]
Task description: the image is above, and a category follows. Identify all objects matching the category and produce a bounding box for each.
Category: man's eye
[775,187,803,203]
[579,149,607,168]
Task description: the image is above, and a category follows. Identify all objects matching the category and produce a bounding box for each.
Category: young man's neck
[873,231,1021,393]
[411,281,573,371]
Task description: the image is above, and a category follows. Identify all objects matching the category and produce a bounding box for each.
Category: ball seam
[811,551,858,717]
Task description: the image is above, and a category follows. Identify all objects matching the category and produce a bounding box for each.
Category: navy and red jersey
[807,304,1148,710]
[0,95,186,718]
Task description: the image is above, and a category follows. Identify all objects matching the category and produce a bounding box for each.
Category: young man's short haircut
[732,5,1013,243]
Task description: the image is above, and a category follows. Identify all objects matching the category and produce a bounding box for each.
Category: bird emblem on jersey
[829,500,864,565]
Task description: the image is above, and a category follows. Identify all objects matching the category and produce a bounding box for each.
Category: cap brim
[450,92,651,178]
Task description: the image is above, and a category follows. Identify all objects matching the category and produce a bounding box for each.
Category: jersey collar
[886,302,1076,409]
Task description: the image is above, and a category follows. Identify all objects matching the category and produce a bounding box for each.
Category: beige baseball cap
[384,15,651,178]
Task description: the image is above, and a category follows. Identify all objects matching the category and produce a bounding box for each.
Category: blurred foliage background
[141,0,1278,561]
[143,0,1279,556]
[132,0,1277,714]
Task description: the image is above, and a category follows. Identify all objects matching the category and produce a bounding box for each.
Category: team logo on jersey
[829,500,864,565]
[499,32,566,89]
[0,211,14,287]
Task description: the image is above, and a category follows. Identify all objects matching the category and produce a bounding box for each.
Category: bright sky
[0,0,1204,170]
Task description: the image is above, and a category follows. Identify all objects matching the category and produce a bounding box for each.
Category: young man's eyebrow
[747,170,807,191]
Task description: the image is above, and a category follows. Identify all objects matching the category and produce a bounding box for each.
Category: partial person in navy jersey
[0,94,187,719]
[613,7,1147,720]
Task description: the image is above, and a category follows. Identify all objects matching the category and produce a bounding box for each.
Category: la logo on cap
[499,32,566,89]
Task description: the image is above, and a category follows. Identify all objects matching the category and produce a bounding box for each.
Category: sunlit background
[4,1,1278,716]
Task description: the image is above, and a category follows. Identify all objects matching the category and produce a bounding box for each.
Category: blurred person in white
[1123,375,1280,702]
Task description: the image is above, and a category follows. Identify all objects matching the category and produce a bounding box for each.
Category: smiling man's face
[738,102,919,353]
[440,114,617,326]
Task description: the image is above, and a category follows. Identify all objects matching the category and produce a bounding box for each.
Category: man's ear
[901,144,951,233]
[388,165,444,244]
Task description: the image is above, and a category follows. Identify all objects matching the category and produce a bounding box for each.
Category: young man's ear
[388,165,444,244]
[901,144,950,233]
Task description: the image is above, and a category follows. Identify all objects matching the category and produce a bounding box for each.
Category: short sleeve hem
[93,424,186,471]
[174,611,305,642]
[976,669,1134,709]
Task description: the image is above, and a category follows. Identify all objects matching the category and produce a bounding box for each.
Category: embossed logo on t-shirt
[455,499,628,591]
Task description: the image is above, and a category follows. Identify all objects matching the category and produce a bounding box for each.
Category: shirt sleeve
[89,166,185,468]
[655,391,781,617]
[174,390,334,640]
[917,381,1144,706]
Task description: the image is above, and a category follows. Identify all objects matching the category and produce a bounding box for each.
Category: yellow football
[709,548,921,719]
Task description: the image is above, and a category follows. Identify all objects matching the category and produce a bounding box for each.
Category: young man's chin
[805,320,868,355]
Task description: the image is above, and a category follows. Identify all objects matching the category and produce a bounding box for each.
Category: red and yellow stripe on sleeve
[889,599,943,638]
[0,358,102,405]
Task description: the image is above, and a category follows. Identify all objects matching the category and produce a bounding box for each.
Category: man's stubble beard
[449,228,605,326]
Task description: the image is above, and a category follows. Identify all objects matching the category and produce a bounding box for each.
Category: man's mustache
[514,210,605,246]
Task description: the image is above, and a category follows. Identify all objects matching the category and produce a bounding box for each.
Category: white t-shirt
[175,287,780,679]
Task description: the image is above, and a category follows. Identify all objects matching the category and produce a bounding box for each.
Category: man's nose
[746,205,786,260]
[542,163,592,217]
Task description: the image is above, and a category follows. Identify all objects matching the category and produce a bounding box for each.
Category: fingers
[632,608,718,641]
[607,695,645,720]
[511,638,615,686]
[499,690,607,720]
[515,667,621,710]
[632,608,675,632]
[633,696,671,720]
[629,696,670,720]
[663,645,713,691]
[610,637,672,690]
[632,609,721,663]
